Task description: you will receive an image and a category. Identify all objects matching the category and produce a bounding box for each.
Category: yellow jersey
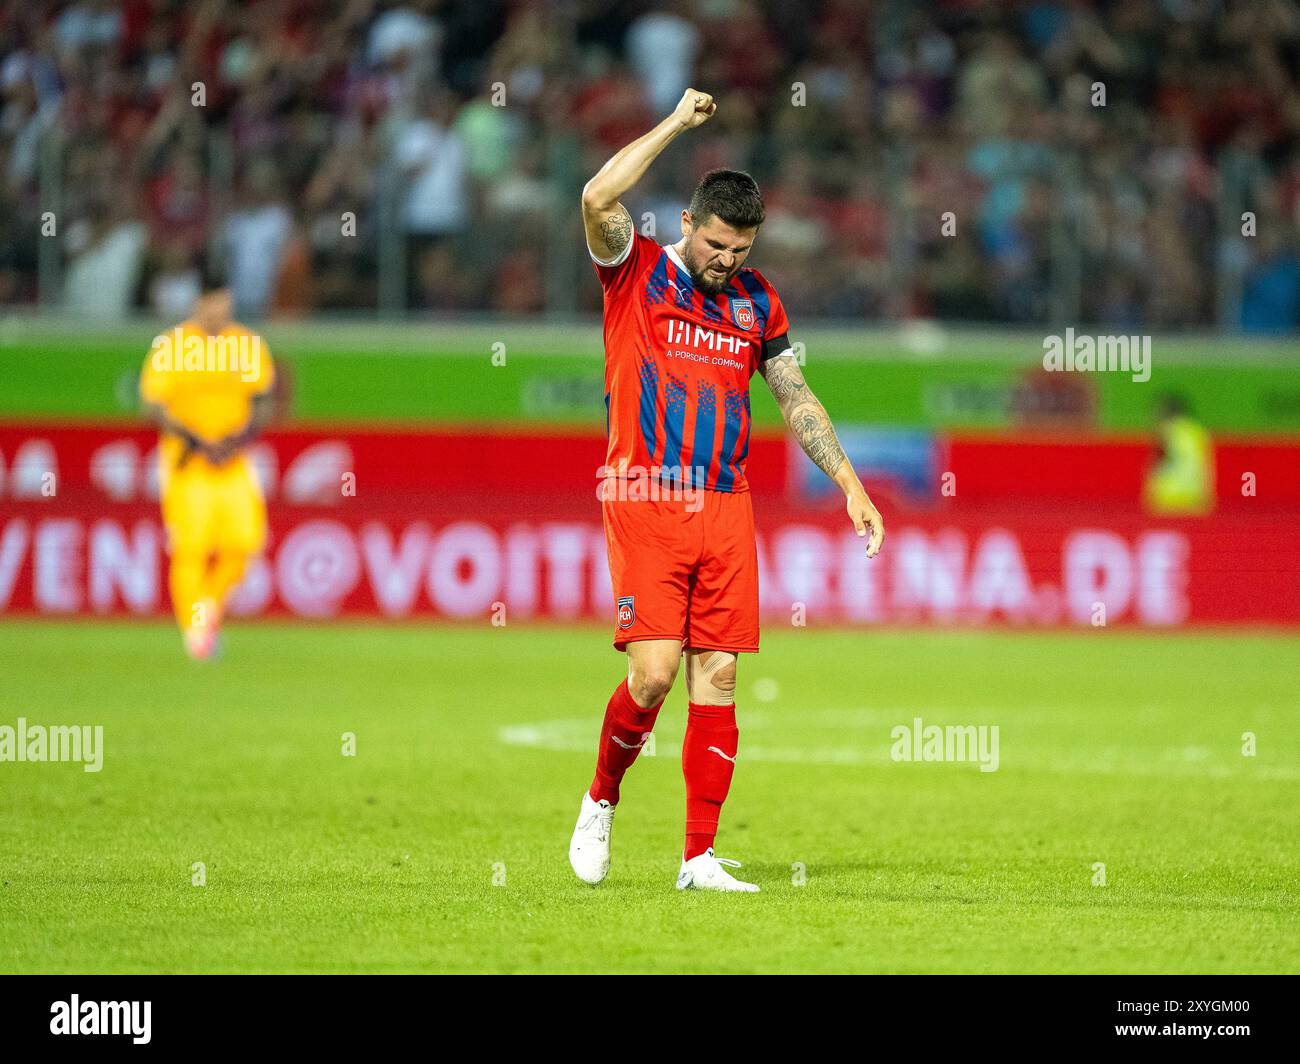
[139,320,275,473]
[1145,415,1214,516]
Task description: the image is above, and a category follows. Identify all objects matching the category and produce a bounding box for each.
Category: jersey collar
[664,241,689,274]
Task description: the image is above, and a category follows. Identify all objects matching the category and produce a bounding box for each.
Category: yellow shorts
[160,455,268,556]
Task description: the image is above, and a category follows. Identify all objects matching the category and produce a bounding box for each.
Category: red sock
[682,701,738,860]
[588,679,663,806]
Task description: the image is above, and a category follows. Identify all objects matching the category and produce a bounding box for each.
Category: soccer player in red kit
[569,89,885,892]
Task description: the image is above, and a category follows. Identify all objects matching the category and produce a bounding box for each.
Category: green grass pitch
[0,621,1296,974]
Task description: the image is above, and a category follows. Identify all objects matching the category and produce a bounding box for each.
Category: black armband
[761,332,793,361]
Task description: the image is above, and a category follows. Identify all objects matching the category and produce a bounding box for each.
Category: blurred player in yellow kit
[139,269,275,660]
[1145,393,1215,517]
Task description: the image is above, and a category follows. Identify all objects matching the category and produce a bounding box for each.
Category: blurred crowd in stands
[1,0,1298,330]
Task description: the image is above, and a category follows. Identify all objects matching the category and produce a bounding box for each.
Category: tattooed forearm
[791,406,848,475]
[599,210,633,257]
[761,356,849,479]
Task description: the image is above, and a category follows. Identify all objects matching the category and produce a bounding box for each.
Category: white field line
[498,712,1300,780]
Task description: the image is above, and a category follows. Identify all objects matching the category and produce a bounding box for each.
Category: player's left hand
[205,437,239,465]
[847,489,884,558]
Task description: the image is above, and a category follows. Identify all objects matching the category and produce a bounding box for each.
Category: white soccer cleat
[569,793,615,884]
[183,598,220,661]
[675,848,760,893]
[183,624,218,661]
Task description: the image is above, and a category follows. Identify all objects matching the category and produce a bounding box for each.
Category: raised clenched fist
[672,89,716,129]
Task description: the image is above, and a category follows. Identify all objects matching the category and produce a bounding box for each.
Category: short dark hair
[197,260,229,294]
[1158,392,1189,418]
[688,169,765,230]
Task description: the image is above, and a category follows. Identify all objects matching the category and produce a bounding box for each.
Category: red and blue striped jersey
[591,232,790,493]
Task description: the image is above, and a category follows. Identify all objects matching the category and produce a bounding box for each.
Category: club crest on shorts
[732,298,754,330]
[616,596,635,629]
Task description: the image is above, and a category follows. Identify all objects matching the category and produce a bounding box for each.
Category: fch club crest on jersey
[732,299,755,330]
[617,596,635,629]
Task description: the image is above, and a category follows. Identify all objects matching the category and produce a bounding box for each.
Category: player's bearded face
[682,218,756,296]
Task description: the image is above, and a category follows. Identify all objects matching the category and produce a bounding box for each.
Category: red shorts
[602,485,760,653]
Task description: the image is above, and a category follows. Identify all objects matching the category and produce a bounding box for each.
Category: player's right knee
[628,660,678,707]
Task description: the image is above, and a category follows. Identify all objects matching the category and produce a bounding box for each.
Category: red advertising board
[1,423,1296,626]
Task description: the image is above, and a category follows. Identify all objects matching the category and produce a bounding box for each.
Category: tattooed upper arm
[760,353,811,409]
[584,200,633,263]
